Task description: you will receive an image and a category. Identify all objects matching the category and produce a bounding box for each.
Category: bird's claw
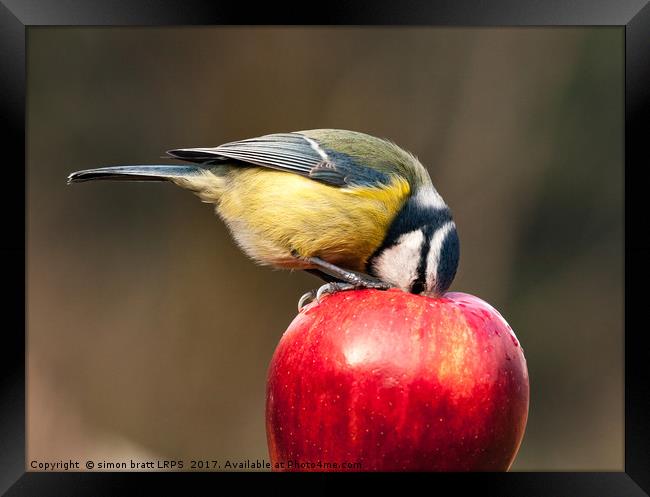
[316,282,356,301]
[298,282,363,311]
[298,290,317,311]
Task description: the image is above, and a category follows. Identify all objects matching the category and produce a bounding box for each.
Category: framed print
[2,0,649,495]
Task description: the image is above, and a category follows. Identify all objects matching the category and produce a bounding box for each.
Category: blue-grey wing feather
[167,132,390,188]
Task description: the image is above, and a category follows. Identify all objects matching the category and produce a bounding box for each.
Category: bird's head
[367,189,460,297]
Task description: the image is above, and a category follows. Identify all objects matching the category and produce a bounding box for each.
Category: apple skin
[265,289,529,472]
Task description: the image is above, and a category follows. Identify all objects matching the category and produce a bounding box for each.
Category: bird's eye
[410,279,425,295]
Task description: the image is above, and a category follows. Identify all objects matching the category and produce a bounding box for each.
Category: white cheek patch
[372,230,424,290]
[413,186,447,210]
[426,221,456,290]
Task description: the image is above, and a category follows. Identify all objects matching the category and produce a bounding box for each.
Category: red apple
[265,288,528,471]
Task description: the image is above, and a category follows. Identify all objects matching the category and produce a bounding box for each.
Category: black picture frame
[2,1,648,495]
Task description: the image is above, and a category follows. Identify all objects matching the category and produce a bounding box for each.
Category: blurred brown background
[27,27,623,471]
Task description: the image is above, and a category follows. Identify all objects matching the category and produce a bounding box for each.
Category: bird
[68,129,460,310]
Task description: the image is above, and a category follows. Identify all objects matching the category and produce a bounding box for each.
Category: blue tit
[68,129,460,309]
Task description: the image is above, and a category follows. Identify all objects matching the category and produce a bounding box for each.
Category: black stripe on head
[409,225,435,294]
[366,197,452,276]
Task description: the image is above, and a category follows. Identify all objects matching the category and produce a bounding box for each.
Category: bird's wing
[167,132,392,188]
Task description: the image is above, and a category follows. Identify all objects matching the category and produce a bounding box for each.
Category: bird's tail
[67,165,225,204]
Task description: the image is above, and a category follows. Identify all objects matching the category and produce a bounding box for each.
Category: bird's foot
[298,283,355,311]
[298,280,392,311]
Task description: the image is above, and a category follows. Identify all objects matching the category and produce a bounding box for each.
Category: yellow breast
[215,168,411,272]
